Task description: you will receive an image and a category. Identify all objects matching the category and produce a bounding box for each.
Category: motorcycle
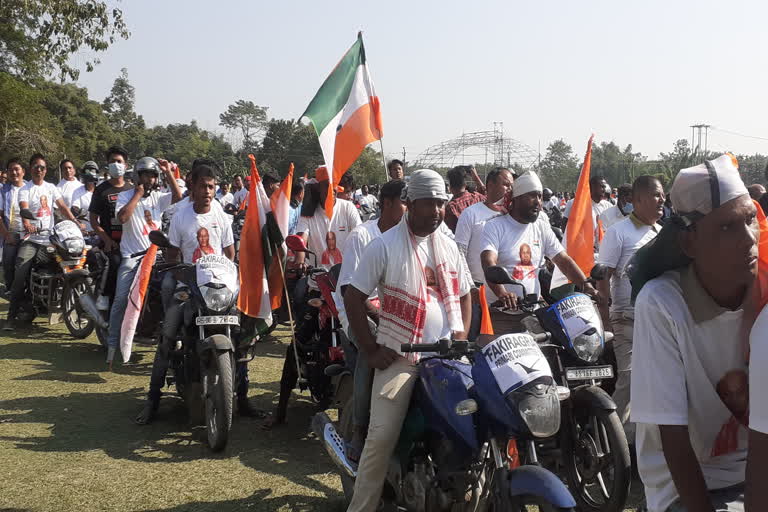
[283,234,351,412]
[141,230,252,451]
[484,265,631,512]
[17,211,98,339]
[314,333,577,512]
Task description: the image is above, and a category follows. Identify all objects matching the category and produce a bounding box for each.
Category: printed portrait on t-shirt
[512,243,537,294]
[321,231,342,266]
[141,209,158,235]
[192,227,216,262]
[711,369,749,457]
[37,195,51,218]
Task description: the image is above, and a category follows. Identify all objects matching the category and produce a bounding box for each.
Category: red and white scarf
[377,217,463,361]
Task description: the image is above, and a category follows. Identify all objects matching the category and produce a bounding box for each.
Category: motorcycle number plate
[565,365,614,381]
[195,315,239,326]
[60,260,81,266]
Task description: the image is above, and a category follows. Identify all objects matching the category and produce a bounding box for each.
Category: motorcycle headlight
[202,285,234,313]
[507,376,561,438]
[65,238,84,257]
[571,328,603,363]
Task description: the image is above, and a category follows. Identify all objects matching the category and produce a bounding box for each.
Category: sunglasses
[32,165,46,170]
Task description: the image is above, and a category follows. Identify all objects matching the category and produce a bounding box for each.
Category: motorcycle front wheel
[204,350,234,452]
[62,275,95,339]
[562,407,630,512]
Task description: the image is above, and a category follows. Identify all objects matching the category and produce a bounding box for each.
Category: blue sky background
[76,0,768,163]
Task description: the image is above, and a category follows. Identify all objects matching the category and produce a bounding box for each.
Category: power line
[710,126,768,142]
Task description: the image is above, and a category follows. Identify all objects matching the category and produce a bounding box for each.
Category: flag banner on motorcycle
[120,244,158,362]
[550,134,595,290]
[196,254,239,293]
[53,220,83,243]
[550,293,602,343]
[480,333,552,394]
[237,155,275,323]
[301,32,383,219]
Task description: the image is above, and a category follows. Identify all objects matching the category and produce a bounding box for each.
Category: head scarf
[402,169,448,201]
[512,171,543,198]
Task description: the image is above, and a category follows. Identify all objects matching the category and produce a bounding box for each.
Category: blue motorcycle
[314,335,577,511]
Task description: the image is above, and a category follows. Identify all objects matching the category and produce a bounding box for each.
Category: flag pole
[379,139,388,181]
[274,241,304,386]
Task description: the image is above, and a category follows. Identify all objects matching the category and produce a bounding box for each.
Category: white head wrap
[671,154,748,224]
[512,171,543,198]
[402,169,448,201]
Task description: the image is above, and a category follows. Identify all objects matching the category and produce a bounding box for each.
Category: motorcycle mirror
[286,234,308,253]
[20,209,36,221]
[590,264,609,281]
[484,265,521,286]
[149,230,171,248]
[224,204,238,215]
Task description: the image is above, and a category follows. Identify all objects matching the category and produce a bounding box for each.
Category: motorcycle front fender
[508,465,576,508]
[197,334,234,355]
[571,384,617,411]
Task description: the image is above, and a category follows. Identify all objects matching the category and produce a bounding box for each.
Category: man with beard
[343,170,471,512]
[480,171,599,333]
[632,155,753,511]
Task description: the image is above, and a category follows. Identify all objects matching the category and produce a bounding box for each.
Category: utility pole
[402,147,406,165]
[690,123,711,162]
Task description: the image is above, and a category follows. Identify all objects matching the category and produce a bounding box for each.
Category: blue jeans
[107,256,140,351]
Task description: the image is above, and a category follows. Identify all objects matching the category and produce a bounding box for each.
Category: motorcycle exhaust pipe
[78,295,109,329]
[311,412,357,478]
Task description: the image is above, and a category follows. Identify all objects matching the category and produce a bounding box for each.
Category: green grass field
[0,301,641,512]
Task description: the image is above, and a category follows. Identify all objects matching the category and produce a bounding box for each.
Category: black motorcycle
[484,266,631,512]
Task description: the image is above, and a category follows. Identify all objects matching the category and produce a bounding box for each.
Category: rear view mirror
[20,209,36,221]
[484,265,522,287]
[149,230,171,248]
[286,234,308,253]
[590,264,609,281]
[224,203,238,215]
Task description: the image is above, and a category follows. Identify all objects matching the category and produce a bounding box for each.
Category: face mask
[108,162,126,179]
[622,202,634,215]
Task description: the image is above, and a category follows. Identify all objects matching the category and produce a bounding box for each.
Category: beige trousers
[610,311,635,443]
[347,356,419,512]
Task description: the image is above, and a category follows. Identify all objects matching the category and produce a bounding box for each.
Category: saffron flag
[266,163,295,309]
[120,244,158,362]
[237,155,273,321]
[478,284,494,335]
[551,134,596,289]
[301,32,383,218]
[754,199,768,311]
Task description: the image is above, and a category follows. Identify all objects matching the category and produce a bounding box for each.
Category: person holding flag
[480,171,600,333]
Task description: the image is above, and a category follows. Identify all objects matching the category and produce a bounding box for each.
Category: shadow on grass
[140,488,344,512]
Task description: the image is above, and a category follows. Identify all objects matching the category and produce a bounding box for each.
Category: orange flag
[478,285,494,335]
[120,244,158,362]
[754,199,768,311]
[172,163,181,180]
[237,155,272,320]
[564,134,596,278]
[265,163,295,310]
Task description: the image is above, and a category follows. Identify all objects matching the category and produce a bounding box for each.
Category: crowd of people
[0,146,766,512]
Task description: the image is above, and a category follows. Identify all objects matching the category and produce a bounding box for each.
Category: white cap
[402,169,449,201]
[512,171,543,198]
[671,154,748,224]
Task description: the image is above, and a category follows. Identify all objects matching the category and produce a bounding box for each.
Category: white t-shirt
[599,204,629,230]
[18,181,62,231]
[335,219,382,332]
[169,202,234,263]
[358,194,378,210]
[749,306,768,434]
[115,190,173,257]
[57,179,84,209]
[454,202,503,284]
[296,198,361,261]
[352,232,471,345]
[71,188,94,231]
[632,267,748,512]
[233,188,248,208]
[596,216,659,315]
[217,192,234,208]
[480,215,564,301]
[1,182,26,233]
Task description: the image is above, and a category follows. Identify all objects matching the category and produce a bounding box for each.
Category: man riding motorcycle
[136,162,257,424]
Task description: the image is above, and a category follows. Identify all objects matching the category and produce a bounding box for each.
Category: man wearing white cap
[480,171,599,332]
[632,154,754,512]
[344,169,472,512]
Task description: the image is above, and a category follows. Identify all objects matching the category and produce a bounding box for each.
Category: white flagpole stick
[274,241,303,385]
[379,139,388,181]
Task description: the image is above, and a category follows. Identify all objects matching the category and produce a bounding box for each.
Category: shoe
[135,399,160,425]
[237,397,267,418]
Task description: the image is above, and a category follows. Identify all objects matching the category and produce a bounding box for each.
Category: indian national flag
[302,32,383,218]
[267,162,295,309]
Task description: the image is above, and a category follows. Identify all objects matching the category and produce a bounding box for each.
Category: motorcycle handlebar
[400,332,552,354]
[130,249,148,258]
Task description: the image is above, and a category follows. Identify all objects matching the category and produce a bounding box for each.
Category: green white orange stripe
[301,32,383,217]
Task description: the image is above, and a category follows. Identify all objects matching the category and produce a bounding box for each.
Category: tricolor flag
[301,32,383,218]
[551,134,596,290]
[266,163,295,309]
[120,244,158,362]
[237,155,274,321]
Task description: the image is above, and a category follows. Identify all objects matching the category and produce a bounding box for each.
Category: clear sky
[77,0,768,165]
